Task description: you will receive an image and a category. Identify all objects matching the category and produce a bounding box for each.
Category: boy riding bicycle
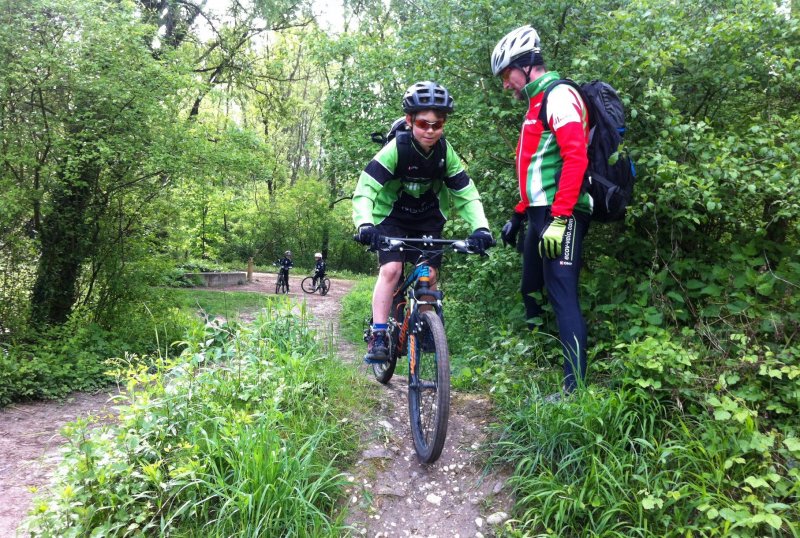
[277,250,293,290]
[353,81,494,363]
[312,252,326,287]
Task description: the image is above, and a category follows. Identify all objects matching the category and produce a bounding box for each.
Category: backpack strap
[538,78,591,130]
[395,130,412,179]
[432,136,447,182]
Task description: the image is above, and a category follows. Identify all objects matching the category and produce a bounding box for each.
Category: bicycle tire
[407,310,450,464]
[372,322,398,384]
[301,277,315,294]
[320,277,331,296]
[276,272,288,294]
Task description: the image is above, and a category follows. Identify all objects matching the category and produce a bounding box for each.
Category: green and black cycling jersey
[352,136,489,232]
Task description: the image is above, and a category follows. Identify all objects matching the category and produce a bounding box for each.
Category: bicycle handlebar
[352,234,485,255]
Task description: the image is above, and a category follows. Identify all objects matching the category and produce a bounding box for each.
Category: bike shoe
[364,330,389,364]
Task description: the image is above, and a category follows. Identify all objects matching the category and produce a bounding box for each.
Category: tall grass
[339,277,375,343]
[490,382,799,537]
[169,288,273,320]
[25,300,367,537]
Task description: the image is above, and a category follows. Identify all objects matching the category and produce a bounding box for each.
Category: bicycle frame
[391,261,443,367]
[383,236,474,360]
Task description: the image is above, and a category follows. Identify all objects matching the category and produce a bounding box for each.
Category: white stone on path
[486,511,509,525]
[426,493,442,505]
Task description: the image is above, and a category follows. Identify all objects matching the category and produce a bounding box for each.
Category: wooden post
[247,257,254,282]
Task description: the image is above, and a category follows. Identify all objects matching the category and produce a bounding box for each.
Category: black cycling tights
[520,207,590,392]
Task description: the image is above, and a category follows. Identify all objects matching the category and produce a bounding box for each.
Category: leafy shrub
[339,277,375,343]
[491,384,800,537]
[25,303,366,537]
[0,298,193,406]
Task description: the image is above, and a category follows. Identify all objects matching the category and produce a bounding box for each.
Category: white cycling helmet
[314,252,322,258]
[491,25,541,76]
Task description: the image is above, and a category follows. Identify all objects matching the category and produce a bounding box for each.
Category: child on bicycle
[277,250,293,290]
[312,252,326,286]
[353,81,494,363]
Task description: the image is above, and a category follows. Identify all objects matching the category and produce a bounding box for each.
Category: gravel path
[0,273,512,537]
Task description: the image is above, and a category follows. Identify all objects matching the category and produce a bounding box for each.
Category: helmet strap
[522,65,534,84]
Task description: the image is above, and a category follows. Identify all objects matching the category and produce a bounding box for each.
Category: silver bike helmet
[402,81,454,114]
[491,25,541,76]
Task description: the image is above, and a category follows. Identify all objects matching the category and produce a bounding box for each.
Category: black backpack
[370,117,447,181]
[539,80,636,222]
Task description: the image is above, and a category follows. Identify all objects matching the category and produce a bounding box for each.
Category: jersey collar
[522,71,560,100]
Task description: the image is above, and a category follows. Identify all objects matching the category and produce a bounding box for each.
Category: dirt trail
[0,272,511,537]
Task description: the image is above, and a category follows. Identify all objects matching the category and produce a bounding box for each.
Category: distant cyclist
[277,250,294,290]
[312,252,326,286]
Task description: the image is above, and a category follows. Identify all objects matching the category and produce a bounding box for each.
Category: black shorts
[375,222,443,269]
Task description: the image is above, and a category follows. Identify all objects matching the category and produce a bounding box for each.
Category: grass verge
[24,300,368,537]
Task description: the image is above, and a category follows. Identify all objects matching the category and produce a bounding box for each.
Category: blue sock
[372,323,388,332]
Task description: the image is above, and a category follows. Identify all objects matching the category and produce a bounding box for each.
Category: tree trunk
[30,163,97,326]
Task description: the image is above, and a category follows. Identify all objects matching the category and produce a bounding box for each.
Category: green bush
[0,296,193,406]
[24,302,366,537]
[491,384,799,537]
[339,277,375,344]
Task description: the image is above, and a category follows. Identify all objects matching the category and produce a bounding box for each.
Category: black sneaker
[364,330,389,364]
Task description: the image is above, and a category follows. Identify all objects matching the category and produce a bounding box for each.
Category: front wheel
[301,277,315,294]
[276,273,288,294]
[407,310,450,464]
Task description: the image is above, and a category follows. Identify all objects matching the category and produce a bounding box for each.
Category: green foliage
[0,304,191,406]
[339,277,376,343]
[0,326,113,406]
[490,383,799,537]
[0,283,203,406]
[24,303,366,537]
[170,289,273,320]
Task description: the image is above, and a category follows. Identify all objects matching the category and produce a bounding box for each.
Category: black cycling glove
[357,224,381,251]
[468,228,495,254]
[501,212,525,247]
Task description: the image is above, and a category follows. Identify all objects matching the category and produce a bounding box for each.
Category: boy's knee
[379,262,403,281]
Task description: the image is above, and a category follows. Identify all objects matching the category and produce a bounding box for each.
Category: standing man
[491,25,591,394]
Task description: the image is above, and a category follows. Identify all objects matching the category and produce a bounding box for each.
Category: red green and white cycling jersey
[514,71,592,217]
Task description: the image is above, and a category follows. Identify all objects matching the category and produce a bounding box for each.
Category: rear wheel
[320,277,331,296]
[301,277,315,294]
[407,310,450,464]
[372,322,398,384]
